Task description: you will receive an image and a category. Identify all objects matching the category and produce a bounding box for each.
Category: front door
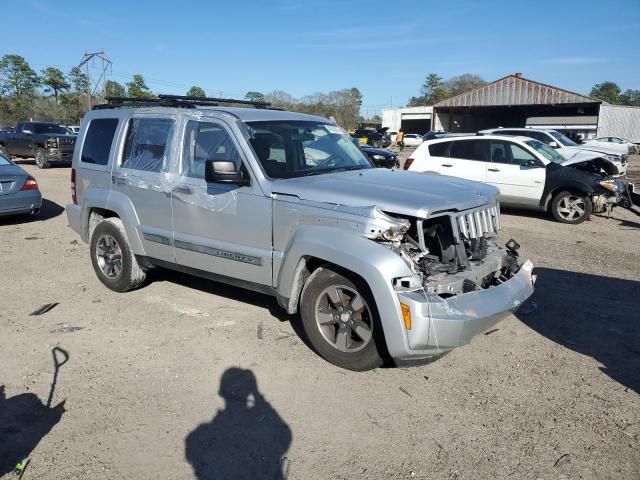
[171,118,272,287]
[110,115,176,262]
[486,140,546,206]
[12,123,34,157]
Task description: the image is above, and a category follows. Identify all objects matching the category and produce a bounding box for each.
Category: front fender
[276,225,415,358]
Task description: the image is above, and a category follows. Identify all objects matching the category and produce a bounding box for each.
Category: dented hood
[272,168,499,218]
[561,150,620,176]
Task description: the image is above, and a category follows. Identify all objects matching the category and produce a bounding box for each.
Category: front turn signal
[400,303,411,330]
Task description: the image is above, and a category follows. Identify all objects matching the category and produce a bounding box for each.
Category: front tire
[90,218,146,292]
[34,148,49,169]
[551,190,592,224]
[299,267,386,371]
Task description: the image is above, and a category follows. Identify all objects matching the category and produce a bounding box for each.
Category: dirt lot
[1,157,639,479]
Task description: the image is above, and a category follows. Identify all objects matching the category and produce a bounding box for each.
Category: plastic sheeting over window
[123,118,175,172]
[182,121,241,178]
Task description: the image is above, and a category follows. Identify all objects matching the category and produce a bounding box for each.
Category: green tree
[620,89,640,107]
[187,86,206,97]
[590,81,621,104]
[127,74,154,98]
[0,54,40,96]
[41,67,70,101]
[104,80,126,98]
[349,87,363,108]
[421,74,443,100]
[244,91,265,102]
[68,66,89,93]
[443,73,486,96]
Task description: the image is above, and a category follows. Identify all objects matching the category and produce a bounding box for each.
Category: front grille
[58,138,75,146]
[455,203,501,240]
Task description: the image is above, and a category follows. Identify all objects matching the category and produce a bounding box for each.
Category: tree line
[408,72,640,107]
[0,54,366,129]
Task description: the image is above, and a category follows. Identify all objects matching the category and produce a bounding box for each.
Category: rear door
[110,114,176,262]
[486,140,545,206]
[444,139,488,182]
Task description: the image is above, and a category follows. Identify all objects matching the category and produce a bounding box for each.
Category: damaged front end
[369,203,535,358]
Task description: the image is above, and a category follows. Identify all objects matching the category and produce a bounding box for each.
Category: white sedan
[402,134,423,147]
[583,136,636,155]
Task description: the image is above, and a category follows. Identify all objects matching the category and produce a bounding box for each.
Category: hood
[272,168,499,218]
[561,149,620,176]
[565,144,622,157]
[48,134,76,140]
[361,146,394,157]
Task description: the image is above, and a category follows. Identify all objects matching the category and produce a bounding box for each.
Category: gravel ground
[1,157,639,480]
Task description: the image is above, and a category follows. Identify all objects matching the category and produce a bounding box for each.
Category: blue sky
[3,0,639,116]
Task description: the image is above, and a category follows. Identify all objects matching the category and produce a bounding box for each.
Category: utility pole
[78,50,112,109]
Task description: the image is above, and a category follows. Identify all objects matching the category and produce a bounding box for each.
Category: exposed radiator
[455,203,501,240]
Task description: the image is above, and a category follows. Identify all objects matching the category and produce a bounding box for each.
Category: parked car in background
[352,139,398,168]
[0,151,42,217]
[402,133,423,147]
[351,128,390,148]
[421,131,469,141]
[479,128,628,176]
[0,121,76,168]
[405,135,633,224]
[67,97,534,370]
[583,136,637,155]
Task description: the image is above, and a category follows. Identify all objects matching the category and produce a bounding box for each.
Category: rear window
[122,118,175,172]
[450,140,487,161]
[428,141,451,157]
[81,118,119,165]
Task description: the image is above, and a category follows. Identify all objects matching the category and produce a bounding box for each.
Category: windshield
[247,121,372,178]
[32,123,69,135]
[550,131,578,147]
[526,139,565,164]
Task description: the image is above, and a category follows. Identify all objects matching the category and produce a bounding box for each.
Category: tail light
[21,176,39,191]
[71,168,77,204]
[403,158,414,170]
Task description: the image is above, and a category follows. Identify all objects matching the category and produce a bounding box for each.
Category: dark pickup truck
[0,121,76,168]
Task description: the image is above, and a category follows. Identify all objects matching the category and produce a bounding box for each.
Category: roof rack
[92,94,271,110]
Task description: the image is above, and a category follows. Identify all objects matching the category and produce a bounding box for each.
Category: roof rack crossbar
[93,95,271,111]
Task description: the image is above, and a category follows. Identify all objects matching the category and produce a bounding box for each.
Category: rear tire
[299,267,386,371]
[90,217,146,292]
[34,148,49,169]
[551,190,592,224]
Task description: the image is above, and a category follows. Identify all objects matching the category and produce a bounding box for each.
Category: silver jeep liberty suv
[67,95,535,371]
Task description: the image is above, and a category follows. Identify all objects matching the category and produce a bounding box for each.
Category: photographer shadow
[185,368,292,480]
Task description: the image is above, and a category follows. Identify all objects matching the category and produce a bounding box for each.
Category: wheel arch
[542,180,594,211]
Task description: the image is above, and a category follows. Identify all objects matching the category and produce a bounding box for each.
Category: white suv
[405,135,630,224]
[480,128,628,176]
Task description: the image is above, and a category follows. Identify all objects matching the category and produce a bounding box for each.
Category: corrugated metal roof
[434,74,600,107]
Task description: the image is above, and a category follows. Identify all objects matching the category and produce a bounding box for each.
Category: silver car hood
[271,168,499,218]
[561,149,621,175]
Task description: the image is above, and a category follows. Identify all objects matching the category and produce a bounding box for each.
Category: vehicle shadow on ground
[0,347,68,477]
[0,199,65,226]
[185,367,292,480]
[517,267,640,393]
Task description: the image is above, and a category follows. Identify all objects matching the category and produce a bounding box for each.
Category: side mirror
[22,129,33,135]
[524,159,544,168]
[548,141,559,148]
[204,160,249,185]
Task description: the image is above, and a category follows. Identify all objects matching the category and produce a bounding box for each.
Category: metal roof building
[432,73,607,140]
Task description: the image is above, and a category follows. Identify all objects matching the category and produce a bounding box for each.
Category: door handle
[488,168,500,172]
[441,163,453,167]
[111,175,125,185]
[173,185,192,194]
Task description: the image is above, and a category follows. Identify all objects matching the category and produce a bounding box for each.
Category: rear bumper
[66,203,83,238]
[394,260,535,360]
[0,189,42,216]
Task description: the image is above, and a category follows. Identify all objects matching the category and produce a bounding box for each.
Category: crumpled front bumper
[395,260,535,360]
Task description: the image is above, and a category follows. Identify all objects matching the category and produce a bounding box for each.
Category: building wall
[597,105,640,143]
[382,106,433,132]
